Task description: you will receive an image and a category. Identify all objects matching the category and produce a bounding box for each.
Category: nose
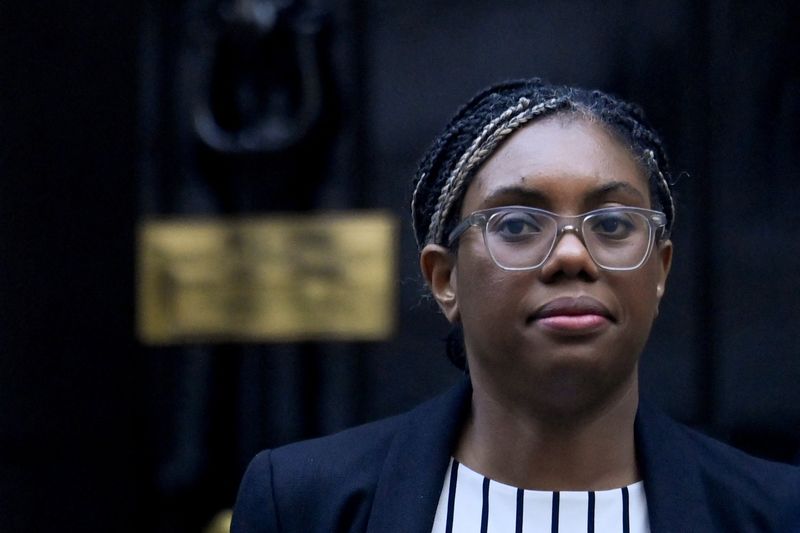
[538,227,600,282]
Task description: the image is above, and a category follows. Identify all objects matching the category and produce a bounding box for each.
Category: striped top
[431,458,651,533]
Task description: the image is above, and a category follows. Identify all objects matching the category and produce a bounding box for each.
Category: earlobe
[651,241,672,319]
[655,239,673,301]
[419,244,460,323]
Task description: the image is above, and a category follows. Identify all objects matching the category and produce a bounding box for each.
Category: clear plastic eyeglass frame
[447,205,668,272]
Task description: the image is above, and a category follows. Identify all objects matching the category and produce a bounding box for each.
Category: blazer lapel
[635,402,715,532]
[366,377,472,533]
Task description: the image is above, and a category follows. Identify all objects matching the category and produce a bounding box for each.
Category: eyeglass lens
[484,209,653,270]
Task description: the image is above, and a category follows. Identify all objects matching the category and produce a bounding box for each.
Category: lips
[529,296,615,333]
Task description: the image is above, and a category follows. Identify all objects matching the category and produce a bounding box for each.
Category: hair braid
[412,80,546,242]
[593,98,675,230]
[428,96,574,243]
[413,80,676,251]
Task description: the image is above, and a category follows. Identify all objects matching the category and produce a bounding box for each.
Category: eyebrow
[481,180,647,208]
[481,186,548,207]
[585,181,647,203]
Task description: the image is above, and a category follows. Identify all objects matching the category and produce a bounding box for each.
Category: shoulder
[231,411,411,533]
[684,422,799,485]
[270,408,413,491]
[637,402,800,530]
[232,378,471,533]
[654,406,799,489]
[263,376,470,491]
[678,419,800,530]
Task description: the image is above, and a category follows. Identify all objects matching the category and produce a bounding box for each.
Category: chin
[508,345,640,413]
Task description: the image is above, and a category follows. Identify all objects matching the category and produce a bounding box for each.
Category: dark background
[2,1,799,531]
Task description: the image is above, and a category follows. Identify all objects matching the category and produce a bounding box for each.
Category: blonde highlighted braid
[412,79,676,250]
[426,96,573,244]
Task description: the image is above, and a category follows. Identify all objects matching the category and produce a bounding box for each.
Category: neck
[455,373,640,491]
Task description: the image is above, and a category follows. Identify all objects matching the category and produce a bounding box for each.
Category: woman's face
[424,115,672,414]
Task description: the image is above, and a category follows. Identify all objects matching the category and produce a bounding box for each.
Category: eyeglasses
[447,206,668,271]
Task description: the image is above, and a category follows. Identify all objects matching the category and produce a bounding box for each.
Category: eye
[488,211,545,241]
[589,212,636,239]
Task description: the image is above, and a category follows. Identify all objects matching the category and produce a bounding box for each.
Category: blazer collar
[366,376,472,533]
[635,402,714,532]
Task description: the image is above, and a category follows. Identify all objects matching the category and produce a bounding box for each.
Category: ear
[419,244,460,323]
[655,239,673,301]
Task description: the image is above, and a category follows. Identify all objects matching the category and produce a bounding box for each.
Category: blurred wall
[1,1,798,531]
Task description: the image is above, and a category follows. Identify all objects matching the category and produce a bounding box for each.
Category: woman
[232,79,800,532]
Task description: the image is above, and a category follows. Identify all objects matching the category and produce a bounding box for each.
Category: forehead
[462,115,649,214]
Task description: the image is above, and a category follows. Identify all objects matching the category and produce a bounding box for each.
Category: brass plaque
[137,212,397,344]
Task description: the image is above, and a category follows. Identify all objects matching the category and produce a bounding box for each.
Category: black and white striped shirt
[431,458,650,533]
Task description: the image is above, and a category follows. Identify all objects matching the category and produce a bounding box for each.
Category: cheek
[457,258,499,314]
[614,264,662,326]
[456,245,515,320]
[454,237,492,289]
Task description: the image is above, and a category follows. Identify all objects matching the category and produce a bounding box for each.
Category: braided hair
[412,78,674,250]
[411,78,675,369]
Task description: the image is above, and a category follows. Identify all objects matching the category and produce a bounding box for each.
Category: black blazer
[232,378,800,532]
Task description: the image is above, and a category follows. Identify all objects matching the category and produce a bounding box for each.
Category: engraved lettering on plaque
[137,213,396,344]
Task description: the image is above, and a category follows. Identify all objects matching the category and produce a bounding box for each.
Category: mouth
[529,296,615,334]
